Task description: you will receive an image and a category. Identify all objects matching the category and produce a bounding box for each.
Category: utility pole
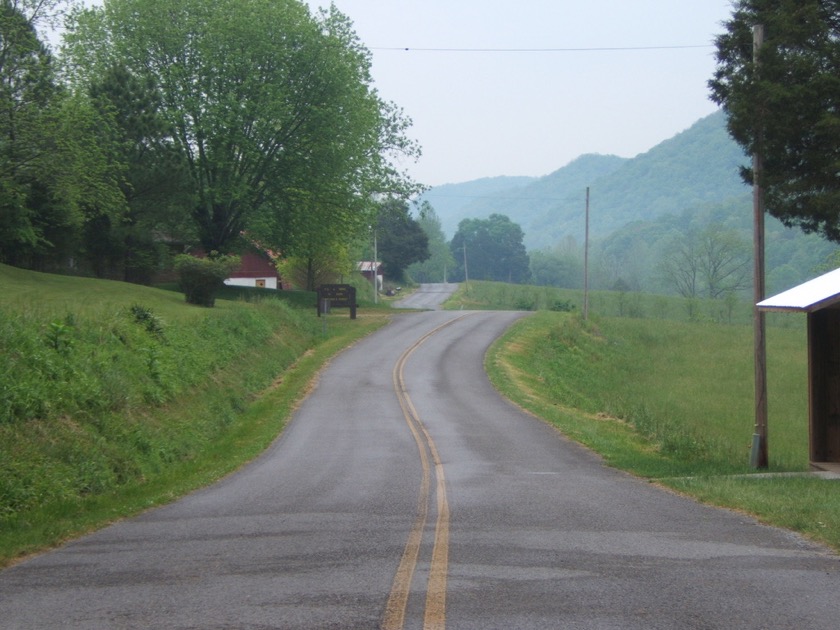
[751,24,768,469]
[373,230,378,304]
[583,187,590,321]
[462,242,469,286]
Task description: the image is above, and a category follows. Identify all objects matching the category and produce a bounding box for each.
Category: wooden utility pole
[373,231,378,304]
[751,24,768,469]
[463,242,469,286]
[583,187,590,321]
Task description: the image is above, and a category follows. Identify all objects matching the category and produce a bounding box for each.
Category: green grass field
[460,280,839,552]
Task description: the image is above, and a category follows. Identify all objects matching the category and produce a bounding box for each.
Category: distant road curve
[392,283,459,310]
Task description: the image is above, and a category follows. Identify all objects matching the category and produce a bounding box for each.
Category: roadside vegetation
[0,264,389,567]
[3,271,837,565]
[451,282,840,552]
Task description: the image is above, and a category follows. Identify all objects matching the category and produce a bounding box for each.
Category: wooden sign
[317,284,357,319]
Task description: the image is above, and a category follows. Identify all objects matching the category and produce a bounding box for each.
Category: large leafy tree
[375,198,429,282]
[84,63,193,282]
[0,0,124,269]
[451,214,530,283]
[0,0,56,263]
[709,0,840,241]
[63,0,419,255]
[406,201,456,283]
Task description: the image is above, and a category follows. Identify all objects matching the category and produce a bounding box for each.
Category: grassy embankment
[449,281,839,552]
[0,264,389,567]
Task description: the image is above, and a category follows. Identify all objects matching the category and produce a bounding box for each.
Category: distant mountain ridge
[420,110,751,251]
[420,176,536,238]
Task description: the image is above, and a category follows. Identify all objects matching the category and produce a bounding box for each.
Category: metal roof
[757,267,840,313]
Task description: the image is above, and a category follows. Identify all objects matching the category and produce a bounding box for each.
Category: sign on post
[317,284,357,319]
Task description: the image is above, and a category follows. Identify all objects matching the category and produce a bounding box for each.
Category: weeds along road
[1,288,839,628]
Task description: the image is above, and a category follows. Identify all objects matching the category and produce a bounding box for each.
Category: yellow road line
[382,314,472,630]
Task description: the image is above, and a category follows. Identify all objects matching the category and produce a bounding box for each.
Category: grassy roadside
[486,310,840,552]
[0,264,390,567]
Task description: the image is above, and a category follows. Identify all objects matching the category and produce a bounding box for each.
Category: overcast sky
[305,0,735,187]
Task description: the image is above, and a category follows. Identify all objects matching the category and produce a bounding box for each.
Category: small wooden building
[225,250,281,290]
[758,268,840,471]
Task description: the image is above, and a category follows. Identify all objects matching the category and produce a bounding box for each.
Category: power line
[372,44,713,53]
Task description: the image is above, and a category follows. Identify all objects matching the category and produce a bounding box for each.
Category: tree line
[0,0,420,287]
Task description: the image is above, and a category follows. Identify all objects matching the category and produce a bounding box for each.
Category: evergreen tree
[710,0,840,241]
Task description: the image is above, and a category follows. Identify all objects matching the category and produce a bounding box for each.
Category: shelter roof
[757,267,840,313]
[357,261,382,273]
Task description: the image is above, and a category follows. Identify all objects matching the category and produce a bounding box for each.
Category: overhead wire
[371,44,714,53]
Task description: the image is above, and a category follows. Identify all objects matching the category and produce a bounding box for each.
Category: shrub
[174,253,241,307]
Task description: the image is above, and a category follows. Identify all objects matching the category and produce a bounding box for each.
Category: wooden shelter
[758,268,840,471]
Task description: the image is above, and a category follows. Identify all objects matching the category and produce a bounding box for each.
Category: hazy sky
[306,0,735,187]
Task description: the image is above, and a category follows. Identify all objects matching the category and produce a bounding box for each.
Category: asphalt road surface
[392,283,459,310]
[1,290,838,628]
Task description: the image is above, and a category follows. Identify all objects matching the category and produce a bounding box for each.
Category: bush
[174,253,241,307]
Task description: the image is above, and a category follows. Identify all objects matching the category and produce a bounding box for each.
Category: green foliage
[375,198,429,282]
[63,0,420,257]
[174,253,240,307]
[44,317,75,354]
[489,309,840,551]
[83,63,194,282]
[423,113,747,252]
[405,201,456,283]
[0,263,388,563]
[451,214,530,283]
[491,311,809,474]
[529,244,583,289]
[420,175,537,239]
[710,0,840,242]
[444,279,792,328]
[0,264,320,519]
[128,303,166,339]
[276,251,351,292]
[590,196,835,296]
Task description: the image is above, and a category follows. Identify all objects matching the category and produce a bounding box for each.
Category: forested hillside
[419,110,837,296]
[421,176,536,238]
[421,111,747,249]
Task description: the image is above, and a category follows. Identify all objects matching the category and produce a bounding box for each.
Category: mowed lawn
[487,309,840,552]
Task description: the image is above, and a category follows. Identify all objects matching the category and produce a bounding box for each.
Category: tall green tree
[375,198,429,282]
[0,0,65,266]
[84,63,193,282]
[710,0,840,241]
[0,0,124,269]
[63,0,419,256]
[451,214,530,283]
[406,201,455,283]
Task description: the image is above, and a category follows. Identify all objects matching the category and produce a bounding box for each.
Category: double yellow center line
[383,315,471,630]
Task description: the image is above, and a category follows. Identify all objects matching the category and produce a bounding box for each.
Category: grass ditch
[0,264,389,566]
[486,309,840,552]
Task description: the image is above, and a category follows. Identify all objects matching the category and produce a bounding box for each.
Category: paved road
[1,302,838,628]
[392,283,459,310]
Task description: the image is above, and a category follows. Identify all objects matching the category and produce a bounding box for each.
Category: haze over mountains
[418,110,836,295]
[421,111,749,250]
